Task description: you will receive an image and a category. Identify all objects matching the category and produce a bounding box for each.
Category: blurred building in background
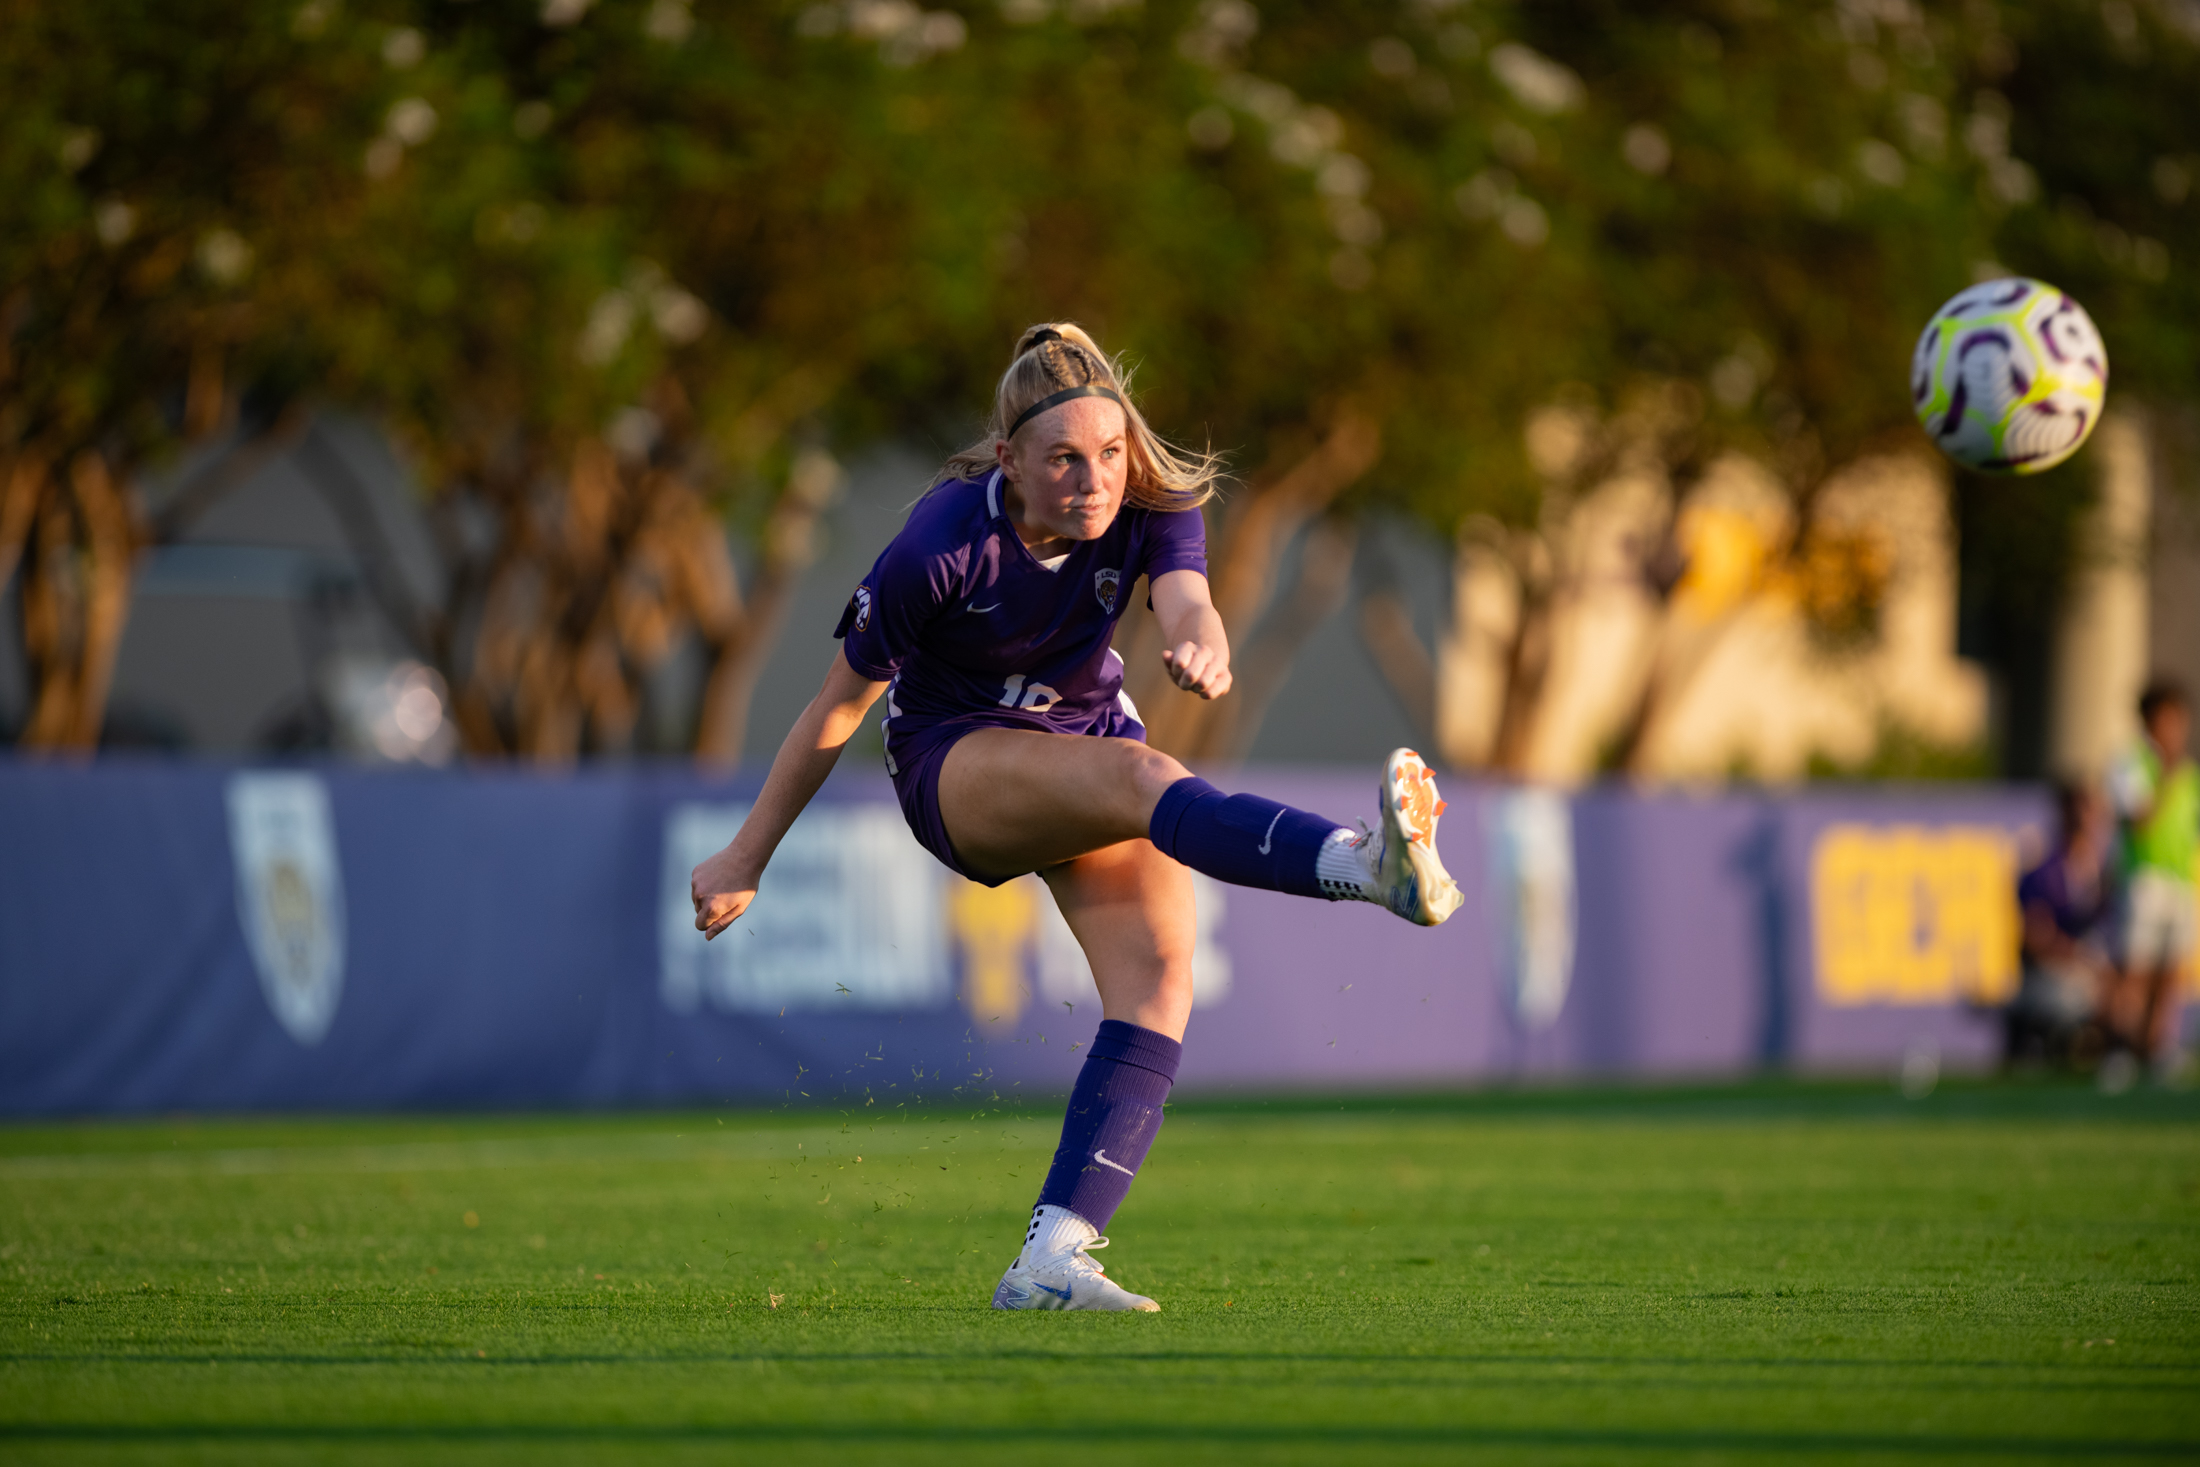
[0,417,454,761]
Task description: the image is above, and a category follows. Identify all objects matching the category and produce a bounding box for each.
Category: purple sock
[1036,1020,1182,1231]
[1147,776,1344,899]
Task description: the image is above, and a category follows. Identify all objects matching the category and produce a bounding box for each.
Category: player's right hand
[1162,640,1232,700]
[691,848,759,940]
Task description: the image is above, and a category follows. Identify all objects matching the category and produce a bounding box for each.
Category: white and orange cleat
[1362,748,1462,927]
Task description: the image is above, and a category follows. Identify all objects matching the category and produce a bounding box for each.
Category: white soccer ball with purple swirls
[1911,278,2108,474]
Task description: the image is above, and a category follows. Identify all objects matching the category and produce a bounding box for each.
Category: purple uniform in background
[834,468,1208,883]
[2017,851,2109,956]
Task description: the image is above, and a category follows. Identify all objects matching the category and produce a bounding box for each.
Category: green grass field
[3,1079,2196,1465]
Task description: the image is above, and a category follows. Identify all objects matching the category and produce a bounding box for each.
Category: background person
[2009,781,2113,1065]
[2103,678,2198,1084]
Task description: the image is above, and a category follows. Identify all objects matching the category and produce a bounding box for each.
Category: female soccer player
[691,324,1461,1312]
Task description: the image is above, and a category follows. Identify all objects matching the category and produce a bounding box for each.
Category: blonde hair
[934,323,1223,511]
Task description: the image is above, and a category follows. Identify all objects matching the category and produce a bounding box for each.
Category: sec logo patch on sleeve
[834,584,875,638]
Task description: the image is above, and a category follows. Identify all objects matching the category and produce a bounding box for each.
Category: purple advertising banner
[0,759,2050,1115]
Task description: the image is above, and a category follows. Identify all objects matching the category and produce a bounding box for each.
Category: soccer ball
[1911,278,2108,474]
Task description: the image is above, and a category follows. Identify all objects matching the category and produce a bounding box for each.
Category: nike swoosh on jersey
[966,602,1001,614]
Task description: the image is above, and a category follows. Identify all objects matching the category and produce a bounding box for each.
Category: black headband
[1007,384,1126,439]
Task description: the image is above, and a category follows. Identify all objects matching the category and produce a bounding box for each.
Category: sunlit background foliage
[1,0,2194,762]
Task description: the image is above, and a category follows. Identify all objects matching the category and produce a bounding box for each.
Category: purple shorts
[887,701,1146,887]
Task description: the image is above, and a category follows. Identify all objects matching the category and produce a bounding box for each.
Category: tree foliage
[2,0,2193,764]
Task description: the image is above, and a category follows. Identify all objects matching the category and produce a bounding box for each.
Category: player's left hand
[1162,641,1232,700]
[691,847,760,940]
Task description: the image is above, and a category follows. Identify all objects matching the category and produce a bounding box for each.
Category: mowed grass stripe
[1,1087,2195,1466]
[0,1121,1057,1181]
[1,1420,2196,1456]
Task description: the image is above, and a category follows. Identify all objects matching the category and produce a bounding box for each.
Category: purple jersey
[2018,848,2108,952]
[835,469,1207,772]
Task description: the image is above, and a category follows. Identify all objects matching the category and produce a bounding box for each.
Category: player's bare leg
[936,728,1184,875]
[939,728,1463,927]
[2137,962,2187,1077]
[1039,838,1197,1042]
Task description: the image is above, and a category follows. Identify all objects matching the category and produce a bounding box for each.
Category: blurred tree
[0,0,968,762]
[1102,0,2196,775]
[1956,0,2200,774]
[4,0,2192,773]
[1248,0,2004,773]
[1991,0,2198,406]
[777,0,2028,769]
[781,0,1528,761]
[1470,0,2000,773]
[0,1,327,749]
[267,0,891,762]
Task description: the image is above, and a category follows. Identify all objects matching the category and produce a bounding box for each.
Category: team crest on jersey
[851,584,874,633]
[1094,568,1121,615]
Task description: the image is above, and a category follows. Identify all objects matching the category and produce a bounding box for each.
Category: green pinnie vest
[2125,741,2199,882]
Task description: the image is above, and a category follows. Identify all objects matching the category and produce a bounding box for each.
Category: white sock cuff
[1314,827,1375,902]
[1021,1203,1098,1263]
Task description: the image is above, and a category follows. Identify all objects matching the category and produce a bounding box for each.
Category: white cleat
[990,1236,1160,1313]
[1360,747,1463,927]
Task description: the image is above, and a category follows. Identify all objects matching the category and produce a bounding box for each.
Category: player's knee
[1116,742,1192,808]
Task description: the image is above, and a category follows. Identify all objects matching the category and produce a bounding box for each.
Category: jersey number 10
[998,674,1062,713]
